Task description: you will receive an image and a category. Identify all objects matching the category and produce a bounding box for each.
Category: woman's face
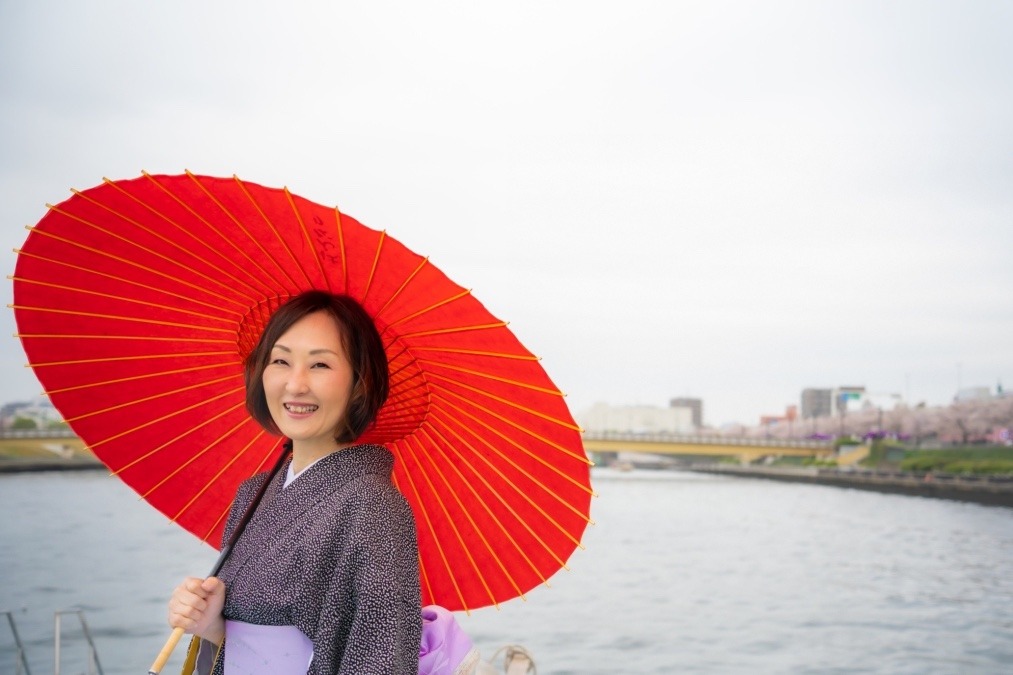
[262,310,355,453]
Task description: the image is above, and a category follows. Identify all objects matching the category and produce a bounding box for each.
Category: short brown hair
[244,291,389,444]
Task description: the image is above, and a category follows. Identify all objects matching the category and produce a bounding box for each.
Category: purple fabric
[418,605,476,675]
[223,620,313,675]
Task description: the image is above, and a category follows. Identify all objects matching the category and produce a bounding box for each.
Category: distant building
[669,397,703,428]
[1,397,62,426]
[800,388,833,419]
[834,386,866,415]
[577,402,694,435]
[760,405,798,427]
[955,387,992,402]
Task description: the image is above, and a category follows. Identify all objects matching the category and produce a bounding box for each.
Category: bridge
[582,431,835,464]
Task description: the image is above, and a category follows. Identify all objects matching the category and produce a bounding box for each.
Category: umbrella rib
[417,360,563,395]
[11,276,238,325]
[199,435,283,545]
[10,305,235,336]
[144,416,261,504]
[390,442,470,611]
[14,333,229,343]
[412,346,540,361]
[12,249,246,319]
[112,397,246,477]
[43,361,237,394]
[425,415,560,581]
[19,225,249,309]
[139,172,278,295]
[386,289,473,330]
[361,230,387,301]
[187,171,301,290]
[432,392,596,519]
[62,373,239,422]
[63,190,260,300]
[91,387,244,453]
[429,373,584,436]
[232,178,316,289]
[427,412,582,565]
[18,348,233,368]
[418,422,530,601]
[398,322,508,339]
[400,433,497,612]
[284,187,331,291]
[410,426,513,608]
[376,257,429,320]
[142,415,251,499]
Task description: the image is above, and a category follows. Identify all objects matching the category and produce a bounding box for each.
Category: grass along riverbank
[0,436,101,472]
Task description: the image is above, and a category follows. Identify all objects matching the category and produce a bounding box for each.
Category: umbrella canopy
[11,172,594,612]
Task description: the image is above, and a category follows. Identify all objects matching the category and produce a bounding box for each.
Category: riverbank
[0,436,103,473]
[686,464,1013,508]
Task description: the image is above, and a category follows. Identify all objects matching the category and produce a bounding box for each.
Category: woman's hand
[167,576,226,645]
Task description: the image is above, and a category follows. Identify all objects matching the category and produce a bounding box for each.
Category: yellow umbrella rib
[361,230,386,301]
[44,361,237,394]
[143,416,253,501]
[401,435,495,613]
[433,391,596,508]
[104,175,265,298]
[233,177,315,289]
[284,186,331,292]
[427,411,585,560]
[428,373,583,435]
[56,194,257,301]
[94,386,243,452]
[417,360,562,396]
[20,225,249,309]
[153,170,295,292]
[388,289,472,330]
[199,434,282,545]
[63,373,238,422]
[14,334,235,344]
[113,397,246,477]
[418,422,531,600]
[426,415,561,580]
[12,249,246,319]
[24,346,232,368]
[412,346,540,361]
[174,425,266,527]
[397,322,508,340]
[11,277,237,325]
[392,444,469,611]
[376,256,428,320]
[406,428,505,608]
[9,305,235,336]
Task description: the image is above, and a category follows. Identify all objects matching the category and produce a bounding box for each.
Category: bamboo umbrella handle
[147,626,185,674]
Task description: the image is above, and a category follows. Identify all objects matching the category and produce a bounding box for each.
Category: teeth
[285,403,317,414]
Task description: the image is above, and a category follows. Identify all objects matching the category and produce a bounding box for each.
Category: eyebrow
[271,344,341,357]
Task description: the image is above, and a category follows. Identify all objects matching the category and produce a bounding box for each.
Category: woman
[168,290,422,674]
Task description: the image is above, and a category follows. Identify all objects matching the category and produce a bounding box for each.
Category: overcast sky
[2,1,1011,427]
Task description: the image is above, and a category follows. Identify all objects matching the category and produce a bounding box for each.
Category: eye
[270,358,289,366]
[310,361,331,369]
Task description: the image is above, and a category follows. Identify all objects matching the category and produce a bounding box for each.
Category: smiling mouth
[284,403,318,414]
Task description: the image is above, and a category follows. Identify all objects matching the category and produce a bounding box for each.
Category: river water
[1,468,1011,674]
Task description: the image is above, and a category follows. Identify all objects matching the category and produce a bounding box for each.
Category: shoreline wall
[686,465,1013,509]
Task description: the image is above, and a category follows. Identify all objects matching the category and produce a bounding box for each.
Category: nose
[285,365,310,394]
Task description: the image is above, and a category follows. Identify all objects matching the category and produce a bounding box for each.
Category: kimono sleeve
[329,485,422,674]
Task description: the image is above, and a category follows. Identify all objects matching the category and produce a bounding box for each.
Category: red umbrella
[11,171,594,612]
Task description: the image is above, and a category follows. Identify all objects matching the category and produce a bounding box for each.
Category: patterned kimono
[186,443,422,674]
